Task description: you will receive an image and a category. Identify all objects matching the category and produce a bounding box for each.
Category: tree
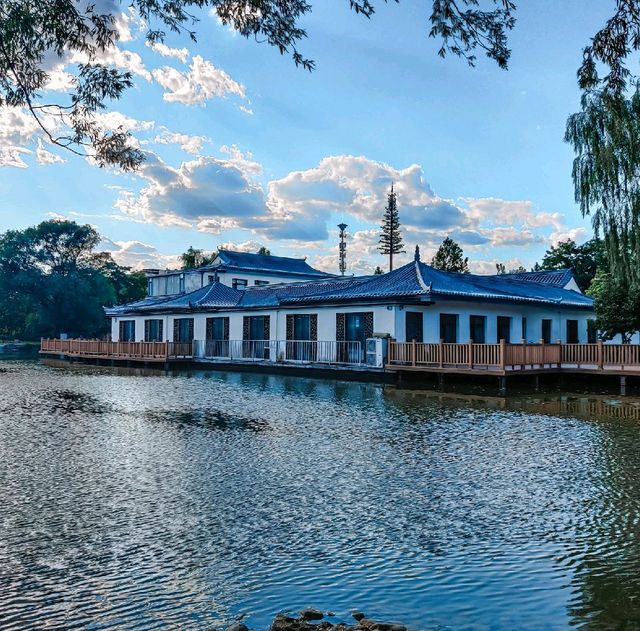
[0,219,142,339]
[534,238,607,291]
[180,246,215,269]
[378,184,405,271]
[373,265,384,275]
[431,237,469,273]
[588,270,640,343]
[257,246,271,255]
[496,263,527,274]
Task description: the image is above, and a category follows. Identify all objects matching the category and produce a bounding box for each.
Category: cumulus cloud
[152,55,245,105]
[153,129,209,155]
[97,237,181,270]
[36,140,66,165]
[146,41,190,63]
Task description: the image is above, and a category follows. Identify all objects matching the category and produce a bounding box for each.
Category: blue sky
[0,0,612,274]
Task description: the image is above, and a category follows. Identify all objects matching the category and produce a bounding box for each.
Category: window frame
[439,313,458,343]
[469,315,486,344]
[232,278,248,290]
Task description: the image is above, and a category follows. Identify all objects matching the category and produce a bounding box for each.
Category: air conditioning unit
[366,337,388,367]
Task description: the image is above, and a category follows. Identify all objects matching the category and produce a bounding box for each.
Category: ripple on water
[1,361,640,629]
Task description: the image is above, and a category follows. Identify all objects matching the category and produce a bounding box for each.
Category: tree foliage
[257,246,271,255]
[378,184,404,271]
[533,238,607,291]
[431,237,469,273]
[588,270,640,343]
[180,246,215,269]
[0,220,146,339]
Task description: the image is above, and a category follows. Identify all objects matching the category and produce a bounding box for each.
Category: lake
[1,359,639,630]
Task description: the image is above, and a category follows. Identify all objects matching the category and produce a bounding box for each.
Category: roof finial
[414,244,420,262]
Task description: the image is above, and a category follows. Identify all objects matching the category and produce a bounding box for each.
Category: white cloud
[146,41,190,63]
[97,237,181,270]
[152,55,245,105]
[153,129,208,155]
[36,140,66,165]
[216,240,265,253]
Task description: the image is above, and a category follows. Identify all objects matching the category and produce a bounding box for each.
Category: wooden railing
[40,339,193,360]
[388,340,640,372]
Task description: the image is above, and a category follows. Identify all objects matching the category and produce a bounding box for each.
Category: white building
[106,249,596,365]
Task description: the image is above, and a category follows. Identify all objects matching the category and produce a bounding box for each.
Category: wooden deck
[386,340,640,376]
[40,339,193,362]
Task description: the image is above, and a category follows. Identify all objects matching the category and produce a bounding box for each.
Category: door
[245,316,269,359]
[497,316,511,343]
[206,317,228,356]
[566,319,579,344]
[292,314,312,360]
[405,312,424,343]
[541,319,552,344]
[469,315,486,343]
[345,313,367,362]
[439,314,458,343]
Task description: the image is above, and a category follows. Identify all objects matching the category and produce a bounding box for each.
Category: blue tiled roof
[209,250,333,277]
[499,269,574,287]
[417,263,592,308]
[106,261,594,316]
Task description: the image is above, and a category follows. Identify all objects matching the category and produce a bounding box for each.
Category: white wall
[110,301,594,345]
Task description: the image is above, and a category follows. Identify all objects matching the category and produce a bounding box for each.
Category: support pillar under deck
[621,376,627,396]
[498,375,507,396]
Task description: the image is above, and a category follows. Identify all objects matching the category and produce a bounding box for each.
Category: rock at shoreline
[352,612,365,622]
[227,623,249,631]
[300,608,324,621]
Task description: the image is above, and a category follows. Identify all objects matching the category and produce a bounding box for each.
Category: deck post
[438,339,443,368]
[621,376,627,396]
[499,339,506,371]
[437,372,444,390]
[412,339,416,367]
[534,374,540,393]
[556,339,562,368]
[597,340,604,370]
[498,375,507,395]
[468,340,473,370]
[520,338,526,370]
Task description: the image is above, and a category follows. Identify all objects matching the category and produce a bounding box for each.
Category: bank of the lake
[1,359,640,629]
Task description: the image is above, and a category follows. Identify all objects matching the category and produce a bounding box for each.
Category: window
[173,318,194,343]
[233,278,248,290]
[541,319,552,344]
[207,275,215,285]
[178,273,185,293]
[254,280,270,286]
[405,312,424,342]
[147,279,153,297]
[497,316,511,343]
[144,319,163,342]
[566,319,579,344]
[440,314,458,343]
[119,320,135,342]
[469,315,486,343]
[587,319,598,344]
[521,317,527,341]
[206,317,229,357]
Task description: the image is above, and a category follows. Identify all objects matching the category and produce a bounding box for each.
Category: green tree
[431,237,469,273]
[257,246,271,255]
[378,184,405,271]
[180,246,215,269]
[534,238,607,291]
[588,270,640,343]
[373,265,384,275]
[0,219,140,339]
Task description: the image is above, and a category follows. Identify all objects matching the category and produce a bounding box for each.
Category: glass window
[541,319,552,344]
[119,320,135,342]
[469,315,486,343]
[145,319,163,342]
[207,317,226,340]
[249,316,266,340]
[207,275,215,285]
[233,278,248,290]
[179,274,185,293]
[174,318,194,343]
[440,314,458,343]
[405,312,424,342]
[521,317,527,341]
[566,319,579,344]
[254,280,270,286]
[497,316,511,343]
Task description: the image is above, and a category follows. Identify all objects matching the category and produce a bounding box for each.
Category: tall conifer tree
[378,184,405,271]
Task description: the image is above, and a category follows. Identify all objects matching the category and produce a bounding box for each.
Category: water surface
[1,360,639,629]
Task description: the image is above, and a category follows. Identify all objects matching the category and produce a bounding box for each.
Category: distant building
[146,249,334,297]
[106,248,595,363]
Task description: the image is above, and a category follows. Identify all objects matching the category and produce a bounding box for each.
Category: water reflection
[1,360,640,629]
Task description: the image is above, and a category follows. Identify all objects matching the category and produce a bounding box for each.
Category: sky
[0,0,615,275]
